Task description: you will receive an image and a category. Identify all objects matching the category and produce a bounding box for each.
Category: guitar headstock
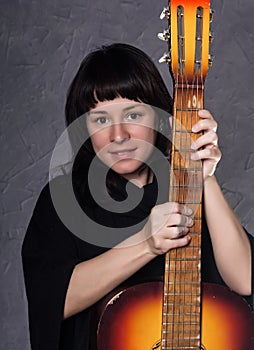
[159,0,212,85]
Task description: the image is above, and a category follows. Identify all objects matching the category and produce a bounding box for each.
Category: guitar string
[192,9,197,348]
[180,6,187,347]
[199,37,205,349]
[198,7,205,346]
[194,70,199,349]
[178,5,187,347]
[184,8,193,348]
[193,15,200,349]
[193,8,199,347]
[178,6,183,347]
[183,40,189,349]
[189,54,195,350]
[169,7,180,349]
[180,46,185,349]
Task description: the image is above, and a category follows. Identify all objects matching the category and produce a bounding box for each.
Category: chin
[110,159,144,176]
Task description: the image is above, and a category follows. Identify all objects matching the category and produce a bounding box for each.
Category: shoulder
[31,175,72,216]
[24,175,74,240]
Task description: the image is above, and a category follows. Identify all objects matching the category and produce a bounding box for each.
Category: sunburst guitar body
[97,282,254,350]
[96,0,254,349]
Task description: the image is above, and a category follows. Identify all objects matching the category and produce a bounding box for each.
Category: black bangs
[65,43,173,127]
[84,47,160,110]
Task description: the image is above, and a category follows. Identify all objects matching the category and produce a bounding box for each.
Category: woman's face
[86,97,158,185]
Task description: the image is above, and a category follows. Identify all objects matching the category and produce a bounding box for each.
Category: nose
[109,123,130,143]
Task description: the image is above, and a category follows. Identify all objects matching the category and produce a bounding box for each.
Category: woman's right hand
[142,202,193,256]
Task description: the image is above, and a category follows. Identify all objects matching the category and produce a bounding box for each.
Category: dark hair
[65,43,173,202]
[66,43,172,123]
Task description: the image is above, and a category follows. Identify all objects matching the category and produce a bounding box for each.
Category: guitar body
[97,282,254,350]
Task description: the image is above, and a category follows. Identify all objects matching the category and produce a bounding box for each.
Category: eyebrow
[88,103,148,116]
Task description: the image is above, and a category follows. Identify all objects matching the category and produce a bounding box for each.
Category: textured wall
[1,0,254,349]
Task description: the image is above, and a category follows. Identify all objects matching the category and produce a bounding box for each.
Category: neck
[122,166,153,188]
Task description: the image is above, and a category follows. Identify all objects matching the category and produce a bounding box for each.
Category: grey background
[1,0,254,349]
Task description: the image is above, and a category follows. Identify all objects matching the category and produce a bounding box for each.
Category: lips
[108,147,137,158]
[109,147,137,155]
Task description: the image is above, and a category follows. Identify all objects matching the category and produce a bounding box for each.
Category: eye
[126,113,141,121]
[95,117,109,124]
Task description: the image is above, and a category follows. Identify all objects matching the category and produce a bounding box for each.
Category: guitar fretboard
[162,84,204,349]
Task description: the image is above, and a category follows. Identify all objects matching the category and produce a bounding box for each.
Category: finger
[167,235,191,250]
[149,233,191,254]
[191,145,221,161]
[192,110,217,133]
[192,119,217,133]
[191,130,218,150]
[198,109,213,118]
[167,226,190,239]
[163,202,193,216]
[166,213,194,227]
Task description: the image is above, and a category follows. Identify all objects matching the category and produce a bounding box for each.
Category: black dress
[22,174,254,350]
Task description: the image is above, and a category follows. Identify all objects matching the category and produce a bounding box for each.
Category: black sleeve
[201,217,225,286]
[202,216,254,309]
[247,233,254,310]
[22,181,82,350]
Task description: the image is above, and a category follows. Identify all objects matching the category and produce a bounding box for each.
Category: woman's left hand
[191,109,221,180]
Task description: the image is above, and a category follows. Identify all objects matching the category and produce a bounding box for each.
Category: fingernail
[188,218,193,226]
[191,142,197,149]
[186,207,193,215]
[191,152,199,160]
[198,109,206,116]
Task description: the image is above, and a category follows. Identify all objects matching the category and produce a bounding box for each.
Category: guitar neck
[160,0,211,346]
[162,84,204,348]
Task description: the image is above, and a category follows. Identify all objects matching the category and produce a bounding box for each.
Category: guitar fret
[170,184,203,189]
[163,329,200,334]
[172,149,198,153]
[163,322,199,326]
[166,258,200,262]
[163,303,200,314]
[173,201,201,204]
[163,313,200,318]
[175,83,204,89]
[162,346,200,350]
[175,107,200,112]
[165,281,200,286]
[174,129,195,133]
[167,270,201,274]
[165,292,200,296]
[171,166,203,171]
[163,303,200,308]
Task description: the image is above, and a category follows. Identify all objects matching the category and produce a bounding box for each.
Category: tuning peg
[210,9,214,22]
[160,6,170,20]
[208,54,214,66]
[158,52,171,64]
[209,31,214,43]
[157,29,170,42]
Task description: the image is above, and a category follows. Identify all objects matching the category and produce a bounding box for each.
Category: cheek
[89,131,109,153]
[132,124,157,143]
[139,129,157,145]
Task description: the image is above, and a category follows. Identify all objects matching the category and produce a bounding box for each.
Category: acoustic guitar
[96,1,254,349]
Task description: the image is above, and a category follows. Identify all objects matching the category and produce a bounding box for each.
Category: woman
[22,43,253,350]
